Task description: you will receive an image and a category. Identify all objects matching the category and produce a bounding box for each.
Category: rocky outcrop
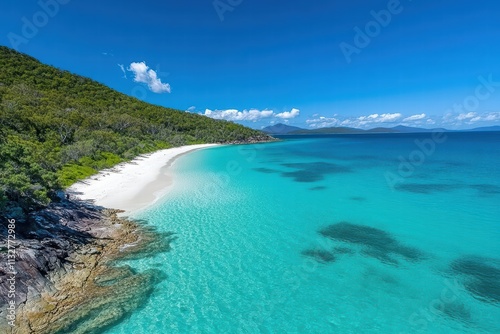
[0,199,172,334]
[224,134,278,145]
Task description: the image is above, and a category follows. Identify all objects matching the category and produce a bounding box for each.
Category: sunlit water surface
[107,132,500,334]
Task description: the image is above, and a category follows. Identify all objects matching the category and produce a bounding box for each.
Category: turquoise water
[108,132,500,334]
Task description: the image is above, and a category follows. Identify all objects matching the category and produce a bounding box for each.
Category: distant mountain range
[466,125,500,132]
[262,124,500,135]
[260,123,304,134]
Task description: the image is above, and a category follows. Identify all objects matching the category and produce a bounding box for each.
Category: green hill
[0,46,271,216]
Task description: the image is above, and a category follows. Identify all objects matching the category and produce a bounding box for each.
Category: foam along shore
[68,144,219,215]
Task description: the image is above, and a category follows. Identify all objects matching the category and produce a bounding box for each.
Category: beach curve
[68,144,220,215]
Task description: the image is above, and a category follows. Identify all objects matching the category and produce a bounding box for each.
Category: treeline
[0,46,271,217]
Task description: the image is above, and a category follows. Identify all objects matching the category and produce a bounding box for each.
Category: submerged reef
[441,301,472,324]
[309,186,327,191]
[253,161,352,183]
[394,182,500,196]
[252,167,280,174]
[349,196,366,201]
[281,162,352,183]
[317,222,424,265]
[300,222,425,266]
[469,184,500,196]
[394,183,461,194]
[301,249,336,263]
[450,256,500,304]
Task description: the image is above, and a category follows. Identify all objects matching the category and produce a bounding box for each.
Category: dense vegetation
[0,46,270,217]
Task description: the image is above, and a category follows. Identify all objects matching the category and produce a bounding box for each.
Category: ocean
[107,132,500,333]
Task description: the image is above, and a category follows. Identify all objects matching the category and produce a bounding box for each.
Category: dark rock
[0,200,97,312]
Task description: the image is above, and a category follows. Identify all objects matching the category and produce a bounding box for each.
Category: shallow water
[107,132,500,333]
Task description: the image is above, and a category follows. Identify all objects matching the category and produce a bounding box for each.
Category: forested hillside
[0,46,271,217]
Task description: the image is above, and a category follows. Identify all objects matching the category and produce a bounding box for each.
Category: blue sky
[1,0,500,129]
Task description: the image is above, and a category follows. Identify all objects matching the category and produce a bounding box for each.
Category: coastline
[0,144,220,333]
[1,205,174,334]
[68,144,220,215]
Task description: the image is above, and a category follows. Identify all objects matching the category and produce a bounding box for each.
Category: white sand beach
[68,144,219,215]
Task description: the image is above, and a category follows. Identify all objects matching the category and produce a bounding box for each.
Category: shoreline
[1,144,219,333]
[0,205,173,333]
[68,144,220,216]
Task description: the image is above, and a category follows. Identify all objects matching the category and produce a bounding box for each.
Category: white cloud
[377,113,401,122]
[186,106,196,112]
[457,112,477,121]
[118,64,127,79]
[306,113,402,129]
[483,112,500,121]
[441,112,500,126]
[340,119,356,127]
[200,107,500,129]
[201,108,300,122]
[306,116,340,128]
[275,108,300,119]
[463,112,500,123]
[403,113,426,122]
[128,61,171,93]
[381,113,402,122]
[356,113,402,126]
[356,113,402,124]
[203,108,274,121]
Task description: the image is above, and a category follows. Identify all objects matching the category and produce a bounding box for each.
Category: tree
[0,45,272,216]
